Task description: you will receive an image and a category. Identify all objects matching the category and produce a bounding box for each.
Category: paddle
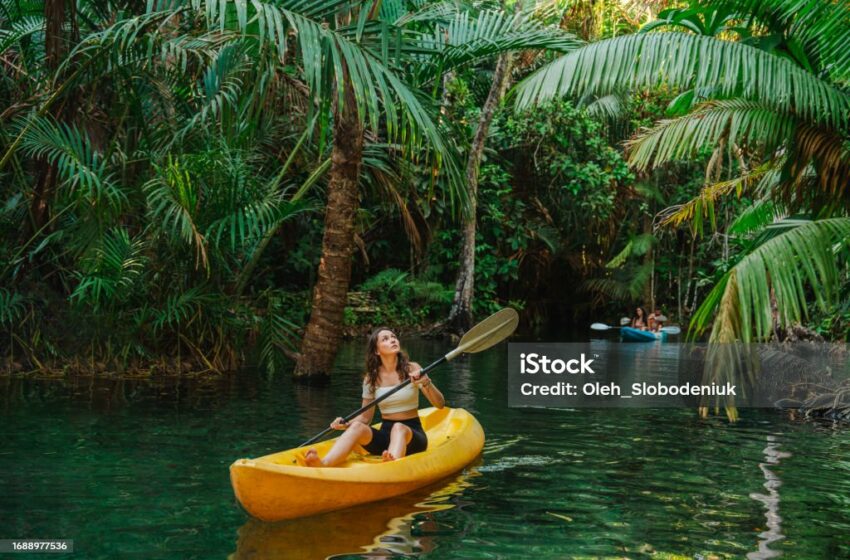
[591,322,681,335]
[298,307,520,447]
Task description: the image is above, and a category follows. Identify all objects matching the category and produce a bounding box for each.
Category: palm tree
[4,0,432,371]
[288,1,578,379]
[516,0,850,345]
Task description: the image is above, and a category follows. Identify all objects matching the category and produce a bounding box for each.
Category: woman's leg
[382,422,412,461]
[305,421,372,467]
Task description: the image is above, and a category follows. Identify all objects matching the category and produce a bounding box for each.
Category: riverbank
[0,297,454,378]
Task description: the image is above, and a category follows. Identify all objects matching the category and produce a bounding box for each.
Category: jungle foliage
[1,0,848,376]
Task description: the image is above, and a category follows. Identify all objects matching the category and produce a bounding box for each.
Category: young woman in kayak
[304,327,445,467]
[631,307,648,330]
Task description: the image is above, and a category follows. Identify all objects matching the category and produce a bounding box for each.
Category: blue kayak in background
[620,326,667,342]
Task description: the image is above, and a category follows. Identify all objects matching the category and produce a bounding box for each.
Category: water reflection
[443,357,476,412]
[748,435,789,559]
[230,468,478,560]
[292,382,337,439]
[4,338,850,559]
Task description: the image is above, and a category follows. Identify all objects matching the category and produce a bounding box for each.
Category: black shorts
[362,416,428,456]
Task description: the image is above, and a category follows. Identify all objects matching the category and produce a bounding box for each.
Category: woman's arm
[410,362,445,409]
[420,378,445,409]
[332,398,375,429]
[352,399,376,424]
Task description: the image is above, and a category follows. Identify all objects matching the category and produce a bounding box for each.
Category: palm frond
[152,286,214,331]
[144,157,208,268]
[580,92,627,122]
[606,233,656,268]
[258,295,300,376]
[183,0,471,211]
[417,9,581,78]
[704,0,850,82]
[690,217,850,342]
[175,42,252,144]
[641,4,738,36]
[0,15,42,56]
[627,100,795,170]
[394,0,463,26]
[658,163,773,233]
[71,228,146,310]
[16,115,126,209]
[727,199,784,235]
[207,194,310,251]
[0,0,43,20]
[788,124,850,198]
[0,288,25,325]
[179,0,420,140]
[584,261,653,301]
[515,32,850,131]
[69,13,229,78]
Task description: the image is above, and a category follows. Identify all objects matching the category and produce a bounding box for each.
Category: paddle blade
[590,323,611,331]
[619,317,631,326]
[661,325,681,335]
[446,308,519,360]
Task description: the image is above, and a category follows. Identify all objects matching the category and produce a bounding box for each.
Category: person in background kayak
[631,307,648,330]
[304,327,445,467]
[647,308,665,332]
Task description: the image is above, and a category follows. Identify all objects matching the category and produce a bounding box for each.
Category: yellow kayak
[229,407,484,521]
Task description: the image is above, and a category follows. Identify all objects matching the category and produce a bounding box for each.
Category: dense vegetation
[1,0,848,378]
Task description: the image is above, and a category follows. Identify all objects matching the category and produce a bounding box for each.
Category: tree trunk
[44,0,67,69]
[447,52,514,334]
[31,0,73,230]
[642,213,655,311]
[293,79,364,383]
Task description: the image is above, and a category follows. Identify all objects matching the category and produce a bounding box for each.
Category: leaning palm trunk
[294,79,364,381]
[448,52,514,334]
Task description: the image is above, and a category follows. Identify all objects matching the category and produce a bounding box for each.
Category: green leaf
[516,32,850,131]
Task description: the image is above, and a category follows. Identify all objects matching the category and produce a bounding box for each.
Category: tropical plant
[276,0,580,376]
[516,0,850,344]
[0,0,581,376]
[0,0,330,373]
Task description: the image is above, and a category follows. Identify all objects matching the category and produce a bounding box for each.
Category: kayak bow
[620,326,667,342]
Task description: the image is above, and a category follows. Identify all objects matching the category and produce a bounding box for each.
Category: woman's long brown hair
[364,327,411,394]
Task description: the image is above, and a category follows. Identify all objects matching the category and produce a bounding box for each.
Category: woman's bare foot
[381,450,396,462]
[304,449,323,467]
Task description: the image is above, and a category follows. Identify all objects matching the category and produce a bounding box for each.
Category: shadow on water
[230,466,480,559]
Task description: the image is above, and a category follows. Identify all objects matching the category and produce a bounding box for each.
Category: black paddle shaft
[298,356,446,447]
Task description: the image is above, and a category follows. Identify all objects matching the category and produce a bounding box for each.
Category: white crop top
[362,379,420,415]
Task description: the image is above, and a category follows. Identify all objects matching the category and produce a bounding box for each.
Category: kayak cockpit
[261,407,455,469]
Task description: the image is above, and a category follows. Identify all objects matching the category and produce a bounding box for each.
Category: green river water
[2,337,850,559]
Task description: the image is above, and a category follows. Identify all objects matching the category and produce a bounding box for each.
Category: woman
[304,327,445,467]
[631,307,648,330]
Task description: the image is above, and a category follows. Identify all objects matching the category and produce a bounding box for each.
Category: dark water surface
[2,338,850,559]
